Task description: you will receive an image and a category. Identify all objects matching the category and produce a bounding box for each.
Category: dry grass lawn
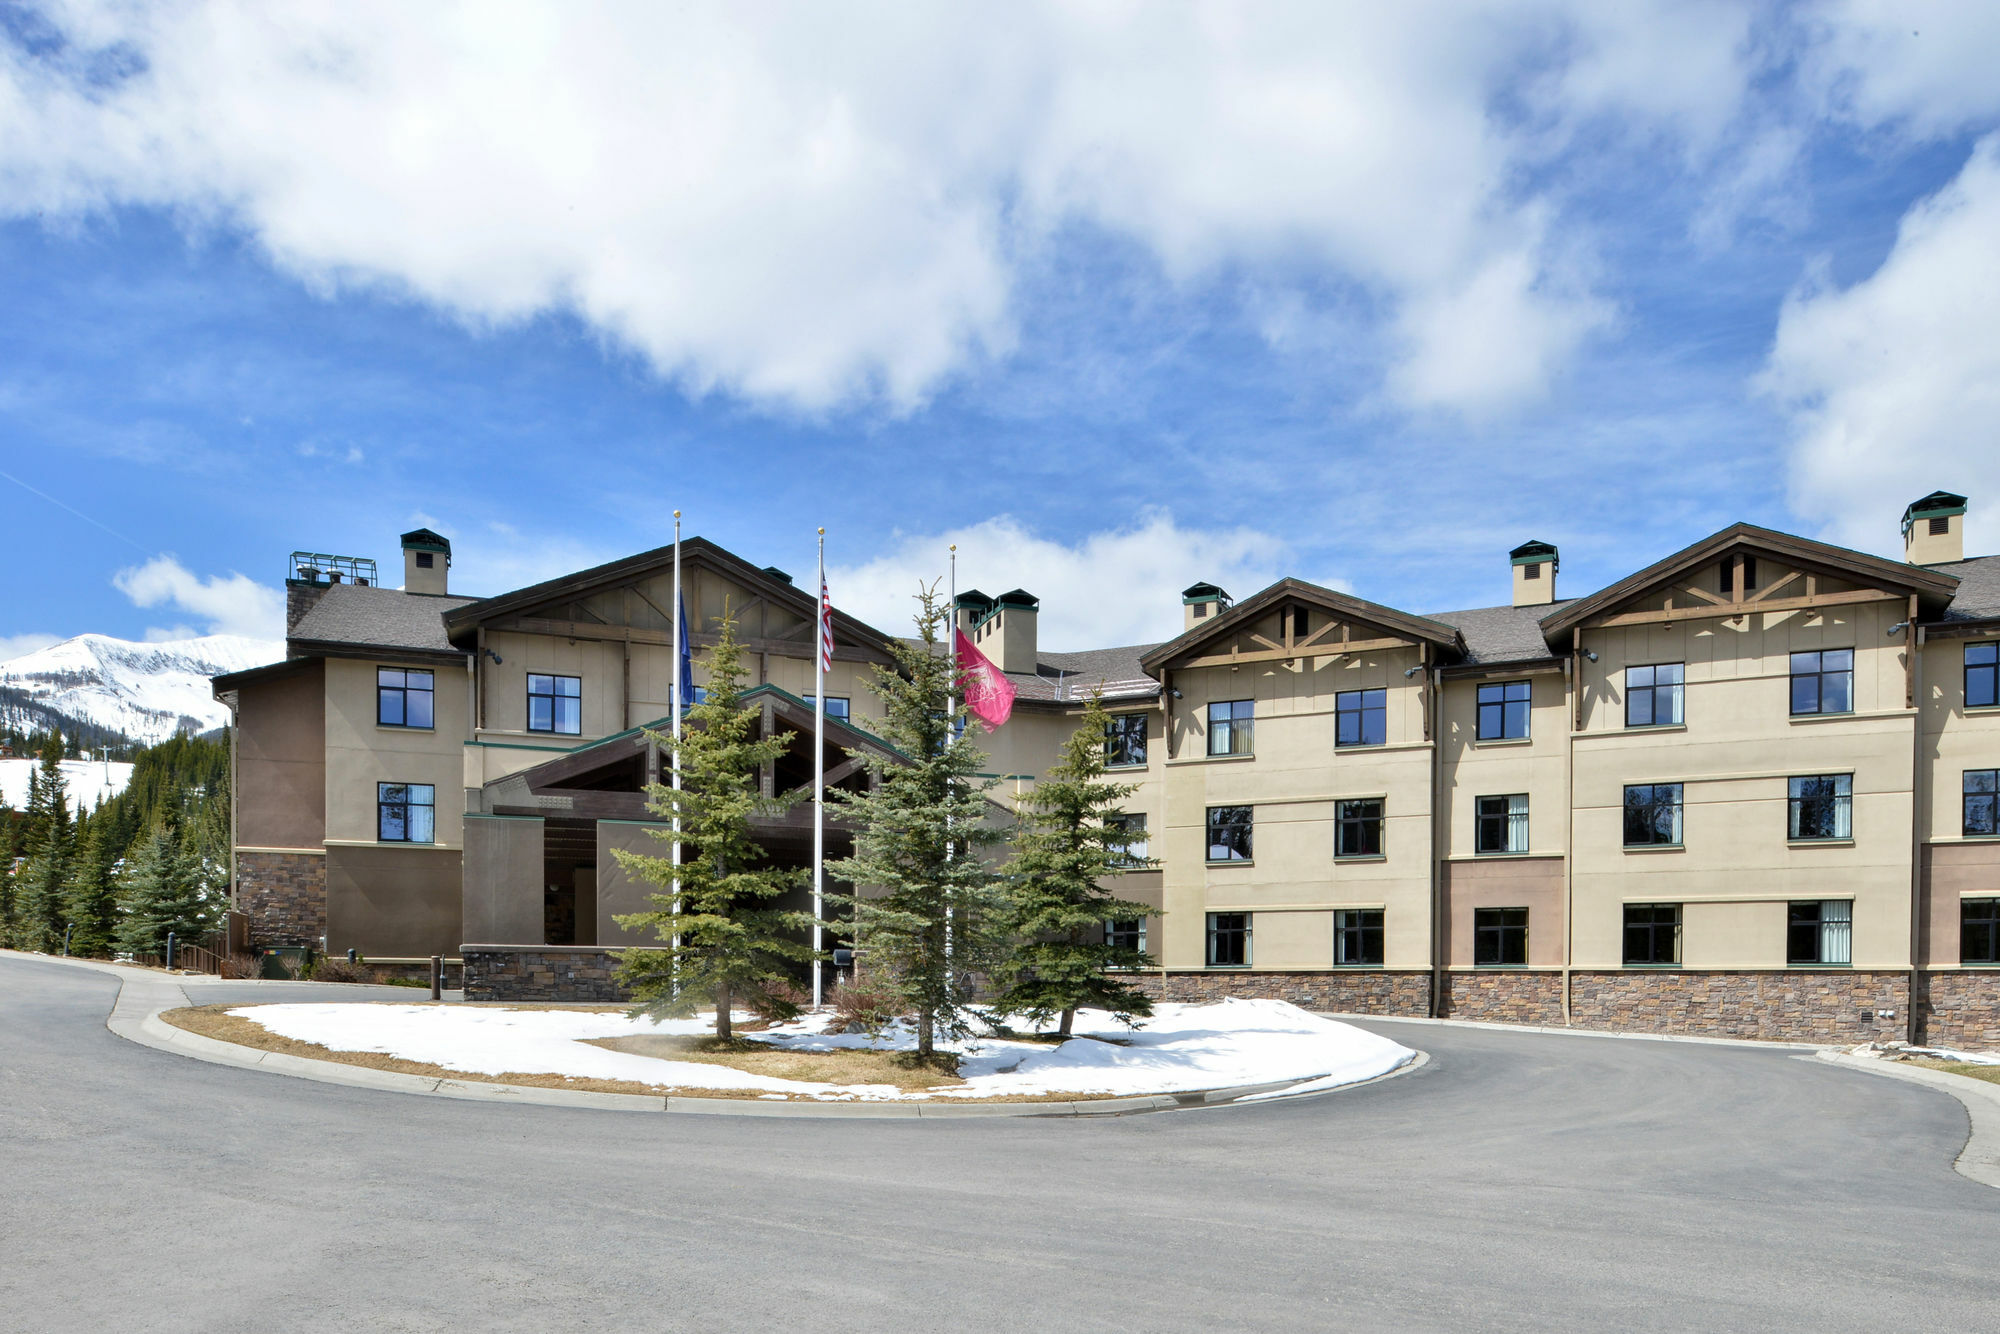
[160,1004,1109,1102]
[1908,1057,2000,1086]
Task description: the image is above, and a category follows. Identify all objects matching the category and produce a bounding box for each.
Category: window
[1105,919,1147,954]
[1787,774,1853,841]
[1336,688,1387,748]
[1965,770,1999,837]
[1336,798,1384,859]
[1287,606,1311,638]
[1968,643,1998,709]
[1964,899,2000,965]
[1104,713,1148,767]
[1625,663,1684,728]
[377,783,435,843]
[1475,794,1529,854]
[1107,813,1150,866]
[1474,907,1528,966]
[528,674,582,734]
[1789,649,1853,716]
[1623,783,1684,847]
[1207,912,1250,967]
[1788,900,1853,965]
[1477,681,1531,740]
[1206,806,1253,862]
[1207,699,1254,756]
[803,695,850,720]
[377,667,435,729]
[1334,909,1384,966]
[1623,904,1680,965]
[1720,556,1757,594]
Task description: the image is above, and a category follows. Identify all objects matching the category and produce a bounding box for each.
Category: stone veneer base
[1440,971,1566,1025]
[236,851,327,950]
[1567,970,1908,1044]
[1133,971,1433,1016]
[1914,971,2000,1050]
[463,946,637,1002]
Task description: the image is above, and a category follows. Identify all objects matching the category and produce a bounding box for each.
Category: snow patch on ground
[228,998,1416,1102]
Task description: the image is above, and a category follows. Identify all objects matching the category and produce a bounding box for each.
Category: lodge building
[214,493,2000,1046]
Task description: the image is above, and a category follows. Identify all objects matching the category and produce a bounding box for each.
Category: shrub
[219,953,263,980]
[312,957,373,984]
[832,981,901,1035]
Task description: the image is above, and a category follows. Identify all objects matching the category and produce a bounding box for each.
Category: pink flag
[954,628,1015,729]
[818,577,835,673]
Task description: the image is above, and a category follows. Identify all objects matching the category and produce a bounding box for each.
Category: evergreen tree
[63,816,124,957]
[828,586,1006,1064]
[993,693,1159,1036]
[15,734,73,952]
[116,804,223,955]
[0,799,18,948]
[612,612,814,1042]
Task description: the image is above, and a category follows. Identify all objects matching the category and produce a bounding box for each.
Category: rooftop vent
[1902,491,1967,566]
[401,528,452,595]
[1510,541,1558,607]
[1182,581,1232,631]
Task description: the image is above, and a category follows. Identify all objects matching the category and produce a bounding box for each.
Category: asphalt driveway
[1,953,1992,1332]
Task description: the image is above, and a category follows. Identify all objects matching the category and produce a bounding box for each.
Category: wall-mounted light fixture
[1887,621,1910,638]
[483,648,504,665]
[1582,649,1599,662]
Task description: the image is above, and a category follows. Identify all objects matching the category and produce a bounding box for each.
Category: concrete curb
[1813,1049,2000,1190]
[12,951,1423,1119]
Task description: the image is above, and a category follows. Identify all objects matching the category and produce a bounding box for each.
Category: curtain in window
[1506,794,1529,852]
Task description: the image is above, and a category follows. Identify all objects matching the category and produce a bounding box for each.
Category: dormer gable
[1141,578,1463,676]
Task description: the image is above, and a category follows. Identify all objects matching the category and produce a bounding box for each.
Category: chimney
[954,589,993,640]
[964,589,1038,674]
[401,528,452,595]
[1182,582,1232,631]
[1511,541,1558,607]
[1902,491,1967,565]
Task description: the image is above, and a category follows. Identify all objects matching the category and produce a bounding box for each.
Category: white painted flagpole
[813,527,826,1010]
[945,544,956,966]
[671,512,683,997]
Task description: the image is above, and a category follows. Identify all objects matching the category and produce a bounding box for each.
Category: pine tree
[828,586,1006,1064]
[63,816,124,957]
[116,804,223,956]
[993,693,1159,1036]
[0,799,19,949]
[612,611,814,1042]
[15,734,73,952]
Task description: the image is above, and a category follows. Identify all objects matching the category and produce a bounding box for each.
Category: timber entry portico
[461,686,895,951]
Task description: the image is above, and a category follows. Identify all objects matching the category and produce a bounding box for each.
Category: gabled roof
[1140,577,1462,674]
[400,527,452,555]
[1933,554,2000,624]
[441,535,899,655]
[289,583,478,656]
[1427,603,1564,666]
[1540,522,1960,639]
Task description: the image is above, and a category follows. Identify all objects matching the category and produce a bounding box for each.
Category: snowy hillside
[0,757,136,812]
[0,634,283,745]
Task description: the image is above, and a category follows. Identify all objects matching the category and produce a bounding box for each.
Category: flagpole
[812,527,826,1011]
[671,512,683,998]
[945,544,956,967]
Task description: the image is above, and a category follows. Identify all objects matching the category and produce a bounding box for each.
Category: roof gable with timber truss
[482,684,903,832]
[1539,523,1960,640]
[441,537,899,665]
[1139,578,1465,676]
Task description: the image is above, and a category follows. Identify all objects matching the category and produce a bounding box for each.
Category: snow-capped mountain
[0,634,284,745]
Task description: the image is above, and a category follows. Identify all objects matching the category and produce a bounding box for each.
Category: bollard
[347,947,358,964]
[430,954,443,1001]
[165,932,176,971]
[62,924,72,957]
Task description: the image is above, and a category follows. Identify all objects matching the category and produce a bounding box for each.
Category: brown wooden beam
[1590,588,1900,629]
[1178,634,1409,670]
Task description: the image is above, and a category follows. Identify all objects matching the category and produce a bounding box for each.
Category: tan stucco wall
[1569,595,1916,969]
[325,844,461,958]
[461,814,544,945]
[597,821,669,948]
[236,660,325,850]
[1918,631,2000,842]
[1920,841,2000,966]
[1158,614,1433,972]
[1442,855,1563,967]
[1438,670,1568,859]
[324,655,468,849]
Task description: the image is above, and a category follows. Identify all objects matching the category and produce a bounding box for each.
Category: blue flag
[678,598,696,711]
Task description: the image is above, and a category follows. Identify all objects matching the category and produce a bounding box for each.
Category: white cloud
[828,513,1303,651]
[1763,135,2000,556]
[112,555,286,640]
[1802,1,2000,138]
[0,1,1779,418]
[0,632,61,663]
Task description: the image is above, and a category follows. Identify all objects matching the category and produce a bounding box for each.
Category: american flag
[818,576,835,673]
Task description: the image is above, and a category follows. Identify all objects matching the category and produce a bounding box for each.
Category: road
[1,953,1993,1332]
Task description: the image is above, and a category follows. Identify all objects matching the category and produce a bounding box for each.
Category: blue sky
[4,2,2000,654]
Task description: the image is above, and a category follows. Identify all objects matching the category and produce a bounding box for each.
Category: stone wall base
[1914,971,2000,1050]
[236,851,326,950]
[1568,970,1907,1044]
[1440,971,1565,1025]
[463,946,635,1002]
[1131,971,1433,1016]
